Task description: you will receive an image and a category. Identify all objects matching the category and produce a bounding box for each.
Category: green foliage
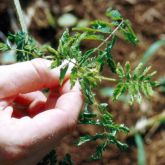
[106,8,122,21]
[135,134,146,165]
[37,151,73,165]
[37,150,57,165]
[0,42,10,51]
[8,32,43,61]
[59,154,74,165]
[0,8,157,162]
[120,20,139,45]
[113,62,157,104]
[60,64,69,85]
[78,102,129,160]
[106,8,139,45]
[91,142,107,160]
[90,20,112,33]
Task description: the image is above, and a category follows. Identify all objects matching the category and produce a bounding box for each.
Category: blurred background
[0,0,165,164]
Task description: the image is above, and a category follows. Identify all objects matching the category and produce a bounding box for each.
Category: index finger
[32,83,83,141]
[0,58,70,99]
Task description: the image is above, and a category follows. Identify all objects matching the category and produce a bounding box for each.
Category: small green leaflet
[70,67,78,88]
[113,82,127,100]
[121,20,139,45]
[47,46,60,58]
[0,42,10,51]
[83,34,104,41]
[72,27,110,34]
[51,59,62,68]
[106,36,117,73]
[133,63,143,78]
[76,134,106,146]
[38,150,57,165]
[80,103,97,119]
[106,8,122,21]
[59,154,74,165]
[91,142,107,160]
[90,20,112,33]
[60,64,69,85]
[80,48,96,64]
[116,63,125,78]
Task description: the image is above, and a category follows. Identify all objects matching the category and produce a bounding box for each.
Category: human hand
[0,58,83,165]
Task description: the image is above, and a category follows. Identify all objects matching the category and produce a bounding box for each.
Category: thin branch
[12,48,37,58]
[92,20,124,53]
[13,0,28,33]
[98,76,116,82]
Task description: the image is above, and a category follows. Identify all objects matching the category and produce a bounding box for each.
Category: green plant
[0,1,158,163]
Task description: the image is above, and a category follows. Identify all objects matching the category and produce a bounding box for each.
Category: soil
[0,0,165,164]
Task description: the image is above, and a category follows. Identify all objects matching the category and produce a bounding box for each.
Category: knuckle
[30,58,49,87]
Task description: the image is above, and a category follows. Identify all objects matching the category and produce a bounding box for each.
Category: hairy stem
[13,0,27,33]
[99,76,116,82]
[12,48,37,58]
[93,20,124,54]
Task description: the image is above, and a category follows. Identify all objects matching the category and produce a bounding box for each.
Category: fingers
[44,88,59,110]
[44,80,81,110]
[60,80,81,94]
[27,80,82,116]
[0,58,71,99]
[30,85,83,141]
[15,91,47,106]
[12,91,47,118]
[0,81,83,161]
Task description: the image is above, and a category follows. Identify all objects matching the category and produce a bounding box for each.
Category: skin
[0,58,83,165]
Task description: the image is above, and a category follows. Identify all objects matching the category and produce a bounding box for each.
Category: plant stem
[13,0,27,33]
[99,76,116,82]
[92,20,124,54]
[12,48,38,58]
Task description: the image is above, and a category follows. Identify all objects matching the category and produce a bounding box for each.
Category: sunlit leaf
[106,8,122,21]
[90,20,112,33]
